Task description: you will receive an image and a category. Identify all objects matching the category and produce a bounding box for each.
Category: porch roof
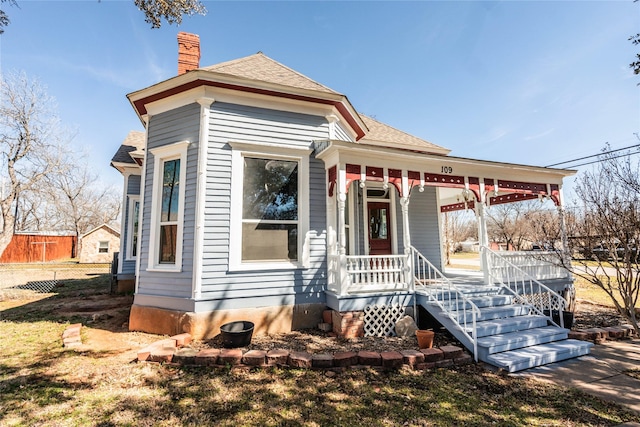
[316,139,576,207]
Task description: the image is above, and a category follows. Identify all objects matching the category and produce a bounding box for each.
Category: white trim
[362,184,398,256]
[192,97,214,300]
[345,188,355,255]
[228,142,310,272]
[81,223,120,239]
[228,140,313,156]
[125,195,140,261]
[134,116,150,294]
[147,140,190,272]
[142,85,355,135]
[117,172,130,274]
[97,240,110,254]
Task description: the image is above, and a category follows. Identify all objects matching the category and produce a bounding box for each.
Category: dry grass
[1,269,639,426]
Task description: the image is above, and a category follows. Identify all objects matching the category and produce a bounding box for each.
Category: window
[127,197,140,260]
[147,141,188,272]
[242,157,298,262]
[229,141,310,270]
[159,159,180,263]
[98,241,109,253]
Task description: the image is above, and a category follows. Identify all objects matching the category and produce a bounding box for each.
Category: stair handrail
[482,246,567,328]
[410,246,480,360]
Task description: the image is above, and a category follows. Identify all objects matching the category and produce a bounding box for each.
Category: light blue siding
[120,175,141,274]
[127,174,141,195]
[335,122,354,142]
[197,103,330,309]
[408,187,442,270]
[136,103,200,300]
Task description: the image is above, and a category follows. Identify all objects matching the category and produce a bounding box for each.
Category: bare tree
[485,199,561,251]
[443,210,477,264]
[568,148,640,335]
[0,72,69,257]
[46,164,121,257]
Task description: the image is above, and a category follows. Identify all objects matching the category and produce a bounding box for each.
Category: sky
[0,0,638,200]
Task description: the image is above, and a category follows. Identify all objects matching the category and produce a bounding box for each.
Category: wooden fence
[0,234,77,263]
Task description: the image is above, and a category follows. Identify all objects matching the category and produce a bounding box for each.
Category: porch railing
[344,254,409,293]
[482,246,567,328]
[490,250,570,281]
[411,246,479,360]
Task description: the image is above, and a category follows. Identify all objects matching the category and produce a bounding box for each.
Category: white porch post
[477,181,491,284]
[401,171,413,290]
[337,164,349,295]
[326,177,338,294]
[556,187,576,311]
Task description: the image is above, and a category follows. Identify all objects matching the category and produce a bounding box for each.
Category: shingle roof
[358,115,449,155]
[110,130,145,164]
[200,52,339,95]
[200,54,448,153]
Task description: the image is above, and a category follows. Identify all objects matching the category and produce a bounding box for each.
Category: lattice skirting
[364,304,406,337]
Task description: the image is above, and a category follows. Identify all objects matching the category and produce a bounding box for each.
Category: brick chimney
[177,32,200,75]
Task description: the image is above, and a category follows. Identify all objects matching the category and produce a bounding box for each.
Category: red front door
[368,202,392,255]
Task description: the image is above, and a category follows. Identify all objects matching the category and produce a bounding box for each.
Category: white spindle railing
[483,246,567,328]
[491,251,569,281]
[411,246,479,360]
[344,254,408,293]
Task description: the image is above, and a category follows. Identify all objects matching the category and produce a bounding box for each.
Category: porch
[326,246,573,312]
[325,246,591,372]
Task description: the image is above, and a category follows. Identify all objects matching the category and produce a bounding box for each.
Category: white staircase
[411,246,593,372]
[417,286,592,372]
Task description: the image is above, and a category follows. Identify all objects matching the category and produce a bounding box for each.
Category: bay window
[148,141,188,272]
[229,142,310,270]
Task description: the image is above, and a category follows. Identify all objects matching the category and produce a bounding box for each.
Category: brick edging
[569,325,637,343]
[136,334,474,371]
[62,323,82,348]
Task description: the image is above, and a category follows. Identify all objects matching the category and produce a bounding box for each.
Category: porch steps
[417,284,593,372]
[437,294,514,310]
[455,305,531,324]
[484,340,593,373]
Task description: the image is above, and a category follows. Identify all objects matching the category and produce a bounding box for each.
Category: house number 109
[441,166,453,174]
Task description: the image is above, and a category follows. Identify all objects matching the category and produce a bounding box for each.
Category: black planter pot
[220,321,255,348]
[543,310,574,329]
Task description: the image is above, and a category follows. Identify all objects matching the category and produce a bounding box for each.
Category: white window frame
[126,196,140,261]
[98,240,109,254]
[229,140,311,271]
[147,140,189,272]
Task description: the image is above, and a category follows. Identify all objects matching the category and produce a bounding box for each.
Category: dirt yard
[0,272,629,359]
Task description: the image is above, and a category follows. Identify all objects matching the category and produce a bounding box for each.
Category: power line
[545,142,640,168]
[559,150,640,169]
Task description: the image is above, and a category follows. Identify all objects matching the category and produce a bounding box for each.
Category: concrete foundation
[129,302,325,340]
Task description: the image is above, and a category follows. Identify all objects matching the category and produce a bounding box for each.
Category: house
[78,224,120,264]
[111,33,592,372]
